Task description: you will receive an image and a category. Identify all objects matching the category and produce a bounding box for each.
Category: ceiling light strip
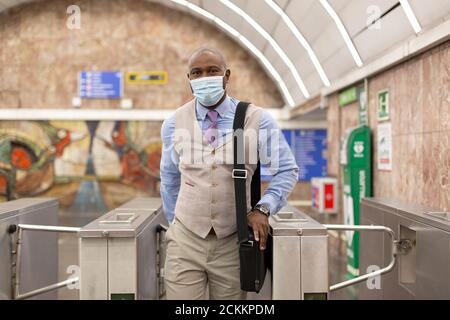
[320,0,363,67]
[264,0,331,87]
[399,0,422,34]
[168,0,295,107]
[219,0,310,99]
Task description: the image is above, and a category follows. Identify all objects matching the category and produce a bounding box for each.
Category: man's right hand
[247,211,270,251]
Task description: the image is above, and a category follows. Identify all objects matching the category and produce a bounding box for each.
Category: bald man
[160,48,298,300]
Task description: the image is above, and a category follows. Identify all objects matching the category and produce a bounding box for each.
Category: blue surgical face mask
[190,75,225,107]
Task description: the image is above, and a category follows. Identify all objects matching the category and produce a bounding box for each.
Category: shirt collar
[196,95,230,121]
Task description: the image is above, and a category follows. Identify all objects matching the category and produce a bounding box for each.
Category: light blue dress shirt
[160,96,299,223]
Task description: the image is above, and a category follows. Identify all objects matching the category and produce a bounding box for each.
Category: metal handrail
[323,224,398,292]
[16,277,80,300]
[18,224,81,233]
[13,224,81,300]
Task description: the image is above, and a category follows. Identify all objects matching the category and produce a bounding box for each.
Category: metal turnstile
[269,205,399,300]
[270,207,329,300]
[360,198,450,299]
[0,198,59,300]
[1,197,410,300]
[78,197,168,300]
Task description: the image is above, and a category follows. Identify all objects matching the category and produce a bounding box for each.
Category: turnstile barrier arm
[323,224,398,292]
[11,224,81,300]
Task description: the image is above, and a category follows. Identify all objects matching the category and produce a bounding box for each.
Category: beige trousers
[164,218,246,300]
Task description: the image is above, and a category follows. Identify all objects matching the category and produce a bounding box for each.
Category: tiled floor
[55,207,358,300]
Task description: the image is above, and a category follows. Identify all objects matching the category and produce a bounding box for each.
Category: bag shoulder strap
[233,102,261,243]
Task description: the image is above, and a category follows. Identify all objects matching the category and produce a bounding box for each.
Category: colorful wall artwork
[0,121,162,220]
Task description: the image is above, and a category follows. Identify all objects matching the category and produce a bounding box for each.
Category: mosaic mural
[0,120,162,219]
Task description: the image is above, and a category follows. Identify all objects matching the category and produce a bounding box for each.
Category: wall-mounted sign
[377,89,390,122]
[339,87,358,107]
[79,71,123,99]
[261,129,328,182]
[377,122,392,171]
[126,71,168,85]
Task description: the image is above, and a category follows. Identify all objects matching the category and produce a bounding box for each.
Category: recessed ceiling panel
[354,6,414,63]
[409,0,450,29]
[336,0,398,37]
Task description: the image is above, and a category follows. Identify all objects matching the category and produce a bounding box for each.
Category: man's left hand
[247,211,270,251]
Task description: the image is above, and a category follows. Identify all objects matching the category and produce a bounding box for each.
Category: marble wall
[327,40,450,214]
[0,0,283,109]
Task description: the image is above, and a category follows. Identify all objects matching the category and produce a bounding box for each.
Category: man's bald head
[188,47,228,71]
[187,47,231,85]
[186,47,231,108]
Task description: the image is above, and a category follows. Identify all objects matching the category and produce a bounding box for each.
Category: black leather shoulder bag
[232,101,271,293]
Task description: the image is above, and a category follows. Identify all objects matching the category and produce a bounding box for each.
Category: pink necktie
[205,110,219,148]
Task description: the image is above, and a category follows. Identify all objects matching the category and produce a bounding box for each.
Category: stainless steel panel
[359,201,385,299]
[364,198,450,232]
[415,221,450,299]
[0,211,18,300]
[360,198,450,300]
[301,236,329,294]
[0,198,58,215]
[108,238,136,297]
[270,206,327,237]
[78,210,155,238]
[117,197,162,211]
[78,198,168,300]
[0,198,58,300]
[272,236,301,300]
[136,209,167,300]
[425,212,450,221]
[270,206,328,300]
[79,238,108,300]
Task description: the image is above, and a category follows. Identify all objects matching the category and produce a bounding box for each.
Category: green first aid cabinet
[340,125,372,278]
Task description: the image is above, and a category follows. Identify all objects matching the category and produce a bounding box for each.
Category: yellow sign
[126,71,168,85]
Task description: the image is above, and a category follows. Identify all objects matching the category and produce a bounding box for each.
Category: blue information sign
[261,129,328,182]
[79,71,123,99]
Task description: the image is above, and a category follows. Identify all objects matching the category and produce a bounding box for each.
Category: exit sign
[339,87,358,107]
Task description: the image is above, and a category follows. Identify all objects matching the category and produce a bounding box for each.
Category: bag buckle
[242,240,254,247]
[232,169,248,179]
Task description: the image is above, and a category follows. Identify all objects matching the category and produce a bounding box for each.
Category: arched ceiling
[1,0,450,108]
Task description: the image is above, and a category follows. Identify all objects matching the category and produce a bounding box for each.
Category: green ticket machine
[340,125,372,278]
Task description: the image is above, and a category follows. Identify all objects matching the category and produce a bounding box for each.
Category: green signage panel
[339,87,358,107]
[340,125,372,278]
